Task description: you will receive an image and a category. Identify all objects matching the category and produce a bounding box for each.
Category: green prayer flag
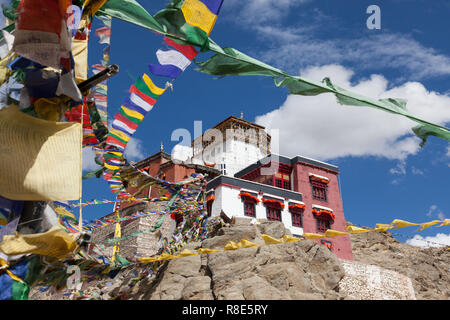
[154,1,209,48]
[195,45,450,145]
[97,0,165,34]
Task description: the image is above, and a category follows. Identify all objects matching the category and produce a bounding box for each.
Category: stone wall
[339,260,416,300]
[91,201,176,259]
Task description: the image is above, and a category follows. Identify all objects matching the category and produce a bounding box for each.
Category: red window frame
[243,200,256,217]
[311,180,327,201]
[274,172,290,190]
[266,205,281,221]
[290,210,303,227]
[206,201,213,217]
[316,216,331,233]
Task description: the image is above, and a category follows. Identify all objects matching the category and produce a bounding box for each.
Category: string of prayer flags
[64,99,100,147]
[195,44,450,146]
[103,73,167,193]
[92,14,112,127]
[13,0,72,69]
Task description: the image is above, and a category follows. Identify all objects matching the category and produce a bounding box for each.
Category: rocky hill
[29,218,449,300]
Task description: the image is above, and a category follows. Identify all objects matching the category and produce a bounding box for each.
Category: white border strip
[309,173,329,181]
[312,204,333,212]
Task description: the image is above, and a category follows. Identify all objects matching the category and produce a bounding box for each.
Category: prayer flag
[181,0,218,35]
[0,106,82,201]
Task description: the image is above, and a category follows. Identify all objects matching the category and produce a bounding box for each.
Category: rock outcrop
[29,218,450,300]
[349,229,449,300]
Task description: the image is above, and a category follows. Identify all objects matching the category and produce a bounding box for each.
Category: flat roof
[207,175,303,202]
[234,154,339,177]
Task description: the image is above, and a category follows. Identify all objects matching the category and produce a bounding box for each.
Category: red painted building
[232,154,353,260]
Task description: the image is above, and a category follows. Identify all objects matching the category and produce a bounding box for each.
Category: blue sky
[5,1,449,247]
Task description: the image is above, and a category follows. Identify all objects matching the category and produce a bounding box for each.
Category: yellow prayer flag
[111,222,121,262]
[181,0,217,35]
[138,256,160,263]
[238,239,261,249]
[142,74,166,96]
[281,235,303,243]
[197,248,220,254]
[324,229,349,237]
[346,225,371,234]
[374,224,394,232]
[83,0,109,16]
[417,220,442,231]
[303,233,325,239]
[109,128,131,143]
[261,234,283,245]
[0,226,77,259]
[224,241,238,251]
[158,252,178,261]
[54,207,77,220]
[121,106,145,121]
[104,163,121,171]
[177,249,199,257]
[438,219,450,227]
[390,219,419,229]
[0,106,82,201]
[0,259,24,283]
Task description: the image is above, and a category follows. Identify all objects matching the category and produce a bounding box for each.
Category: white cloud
[389,160,406,175]
[224,0,311,24]
[406,233,450,248]
[124,137,146,161]
[411,167,424,175]
[223,2,450,81]
[426,205,438,218]
[255,64,450,161]
[426,205,446,221]
[82,147,100,172]
[171,144,193,162]
[260,32,450,81]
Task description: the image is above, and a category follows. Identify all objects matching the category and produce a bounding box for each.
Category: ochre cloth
[0,105,82,200]
[0,226,77,260]
[72,38,88,82]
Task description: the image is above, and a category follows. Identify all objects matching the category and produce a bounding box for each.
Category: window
[316,216,331,233]
[207,200,213,217]
[220,163,227,175]
[311,181,327,201]
[275,179,283,188]
[243,201,255,217]
[291,211,303,227]
[266,206,281,221]
[274,172,290,190]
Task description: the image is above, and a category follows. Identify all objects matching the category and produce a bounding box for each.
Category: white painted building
[191,115,270,177]
[206,175,305,237]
